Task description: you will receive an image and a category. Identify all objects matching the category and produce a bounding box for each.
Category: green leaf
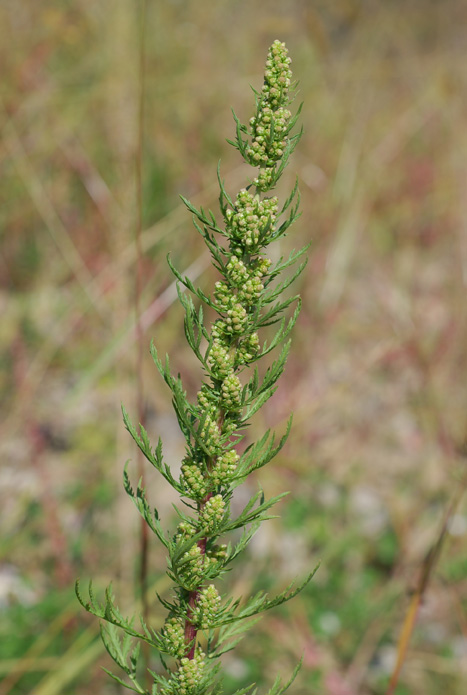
[230,686,257,695]
[168,255,219,313]
[75,580,166,652]
[217,161,235,212]
[215,564,320,628]
[266,244,311,285]
[123,465,171,548]
[257,295,299,329]
[223,490,289,532]
[211,616,262,657]
[262,260,308,305]
[229,108,249,159]
[265,657,303,695]
[122,406,183,493]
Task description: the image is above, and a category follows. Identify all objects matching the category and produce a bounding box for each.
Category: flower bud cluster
[181,461,208,500]
[162,616,186,658]
[192,584,221,630]
[248,105,291,168]
[237,275,263,305]
[231,256,270,305]
[213,281,232,311]
[246,40,293,191]
[211,450,238,486]
[199,414,221,455]
[226,257,249,285]
[254,167,275,191]
[203,543,227,574]
[199,494,225,534]
[176,648,206,695]
[175,521,196,542]
[261,39,292,107]
[207,339,234,379]
[221,374,242,410]
[177,544,205,589]
[224,303,247,334]
[235,332,260,366]
[225,189,278,251]
[197,386,216,413]
[211,320,227,340]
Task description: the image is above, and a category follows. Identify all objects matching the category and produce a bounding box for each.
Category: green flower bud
[214,281,233,311]
[199,494,225,533]
[211,450,239,486]
[236,332,260,365]
[175,521,196,541]
[238,275,263,304]
[161,616,185,658]
[226,256,249,285]
[197,386,217,414]
[225,303,248,334]
[178,544,205,589]
[221,374,242,410]
[177,648,206,694]
[207,338,234,379]
[192,584,221,629]
[199,413,221,455]
[254,167,275,192]
[181,461,208,500]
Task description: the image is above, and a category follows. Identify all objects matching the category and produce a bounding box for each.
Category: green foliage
[77,40,313,694]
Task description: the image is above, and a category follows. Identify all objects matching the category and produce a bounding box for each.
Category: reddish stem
[183,504,210,658]
[184,589,200,659]
[183,411,225,658]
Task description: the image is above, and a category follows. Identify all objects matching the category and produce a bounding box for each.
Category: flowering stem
[77,40,314,695]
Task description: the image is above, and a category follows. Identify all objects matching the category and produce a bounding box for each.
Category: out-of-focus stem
[386,484,465,695]
[135,0,149,675]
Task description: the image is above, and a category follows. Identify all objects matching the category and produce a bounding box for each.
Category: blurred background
[1,1,467,693]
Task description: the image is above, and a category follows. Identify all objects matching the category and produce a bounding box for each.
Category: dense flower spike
[178,544,206,590]
[175,649,206,695]
[78,40,313,695]
[225,190,278,251]
[236,332,260,366]
[199,494,225,534]
[192,584,221,629]
[247,40,294,191]
[162,617,187,659]
[211,449,238,486]
[181,461,208,499]
[221,374,242,410]
[206,338,234,378]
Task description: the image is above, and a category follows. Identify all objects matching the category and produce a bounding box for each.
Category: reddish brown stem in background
[29,423,73,588]
[385,484,465,695]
